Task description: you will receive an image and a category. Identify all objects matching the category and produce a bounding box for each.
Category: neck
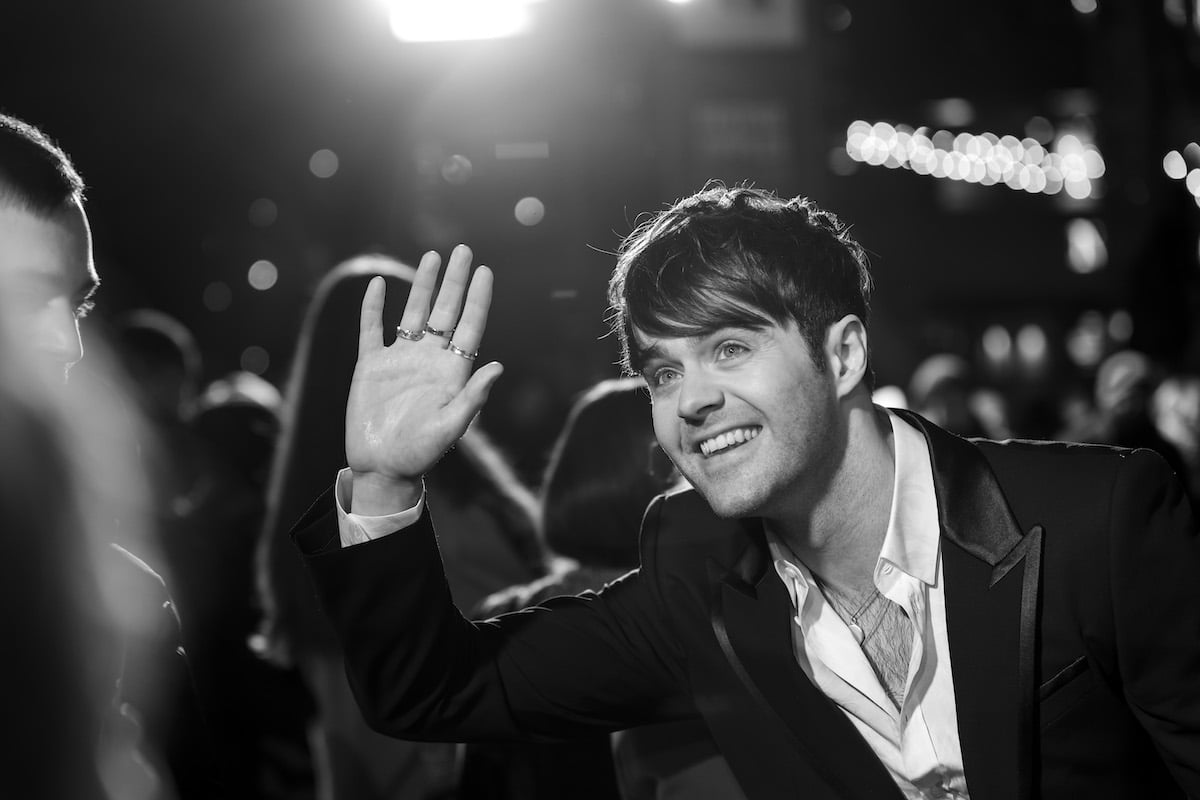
[768,402,895,596]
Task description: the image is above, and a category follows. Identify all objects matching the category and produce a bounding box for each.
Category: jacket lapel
[709,520,905,800]
[896,410,1043,800]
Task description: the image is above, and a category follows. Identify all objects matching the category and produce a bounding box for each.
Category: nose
[35,298,84,368]
[676,370,723,424]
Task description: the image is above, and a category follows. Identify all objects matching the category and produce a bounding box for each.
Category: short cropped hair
[0,113,85,214]
[608,183,872,381]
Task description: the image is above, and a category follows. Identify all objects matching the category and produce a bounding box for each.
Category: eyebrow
[635,340,666,365]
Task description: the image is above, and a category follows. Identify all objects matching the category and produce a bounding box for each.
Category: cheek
[649,402,677,451]
[31,302,83,357]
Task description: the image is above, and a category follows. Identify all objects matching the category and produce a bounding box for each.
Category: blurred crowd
[4,111,1200,800]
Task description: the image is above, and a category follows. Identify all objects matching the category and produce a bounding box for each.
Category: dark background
[3,0,1198,476]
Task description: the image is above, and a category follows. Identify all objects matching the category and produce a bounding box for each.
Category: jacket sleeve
[293,489,689,743]
[1107,448,1200,795]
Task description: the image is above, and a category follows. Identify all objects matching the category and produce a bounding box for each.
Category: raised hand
[345,245,503,515]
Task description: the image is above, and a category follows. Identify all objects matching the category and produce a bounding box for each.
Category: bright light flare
[387,0,538,42]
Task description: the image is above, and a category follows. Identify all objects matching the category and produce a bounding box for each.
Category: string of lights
[845,120,1106,200]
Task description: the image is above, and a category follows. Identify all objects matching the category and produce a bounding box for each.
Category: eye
[648,366,681,389]
[717,342,747,360]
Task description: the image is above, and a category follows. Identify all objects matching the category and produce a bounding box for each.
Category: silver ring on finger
[396,326,425,342]
[424,322,455,338]
[446,341,477,362]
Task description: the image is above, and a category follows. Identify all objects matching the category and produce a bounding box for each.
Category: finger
[447,265,493,355]
[358,276,387,357]
[426,244,472,336]
[444,361,504,429]
[397,251,442,335]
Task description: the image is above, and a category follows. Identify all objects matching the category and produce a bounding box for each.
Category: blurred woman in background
[256,253,543,800]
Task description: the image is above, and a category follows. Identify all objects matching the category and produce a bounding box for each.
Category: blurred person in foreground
[256,254,543,800]
[0,111,219,798]
[294,186,1200,799]
[0,279,114,798]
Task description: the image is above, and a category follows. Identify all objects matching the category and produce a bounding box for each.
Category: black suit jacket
[296,412,1200,799]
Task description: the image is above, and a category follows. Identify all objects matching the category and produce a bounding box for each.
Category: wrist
[349,471,422,516]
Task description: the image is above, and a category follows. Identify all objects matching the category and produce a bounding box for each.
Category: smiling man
[295,185,1200,800]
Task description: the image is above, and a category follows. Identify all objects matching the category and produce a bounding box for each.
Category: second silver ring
[446,342,478,361]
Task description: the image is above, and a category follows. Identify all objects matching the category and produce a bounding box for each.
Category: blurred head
[0,114,97,380]
[1095,349,1155,416]
[193,371,283,489]
[541,378,676,570]
[608,183,873,385]
[1153,373,1200,455]
[907,353,983,436]
[111,309,202,421]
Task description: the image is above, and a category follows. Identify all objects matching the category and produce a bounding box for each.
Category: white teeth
[699,427,759,457]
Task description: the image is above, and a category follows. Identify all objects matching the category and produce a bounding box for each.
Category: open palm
[345,245,503,484]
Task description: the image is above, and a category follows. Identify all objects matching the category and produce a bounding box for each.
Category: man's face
[635,319,844,520]
[0,199,98,379]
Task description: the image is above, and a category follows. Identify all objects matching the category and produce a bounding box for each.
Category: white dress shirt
[765,410,968,800]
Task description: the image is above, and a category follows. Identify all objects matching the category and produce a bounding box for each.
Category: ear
[824,314,869,399]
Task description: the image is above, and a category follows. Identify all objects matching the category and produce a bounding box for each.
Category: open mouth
[699,426,761,457]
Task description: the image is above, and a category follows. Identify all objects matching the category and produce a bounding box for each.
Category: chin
[696,484,766,519]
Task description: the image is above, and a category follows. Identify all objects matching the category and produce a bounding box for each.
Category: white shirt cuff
[334,467,425,547]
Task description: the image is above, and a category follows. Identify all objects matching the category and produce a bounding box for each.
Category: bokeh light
[1187,168,1200,197]
[1066,218,1107,273]
[309,149,339,178]
[1025,116,1054,144]
[1066,311,1106,368]
[825,3,852,32]
[248,198,278,227]
[203,281,232,312]
[1163,150,1187,180]
[1108,310,1133,342]
[982,325,1012,366]
[931,98,974,128]
[1016,324,1048,366]
[247,259,278,291]
[240,345,270,375]
[514,196,545,226]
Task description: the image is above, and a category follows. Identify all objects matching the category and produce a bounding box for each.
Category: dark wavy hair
[0,113,85,213]
[608,183,873,382]
[541,378,673,570]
